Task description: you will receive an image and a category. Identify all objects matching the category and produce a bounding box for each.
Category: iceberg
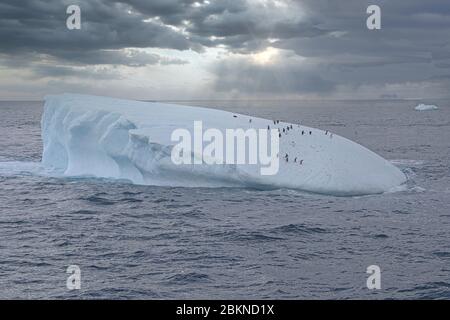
[41,94,406,196]
[415,103,438,111]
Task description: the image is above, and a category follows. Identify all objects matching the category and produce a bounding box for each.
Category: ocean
[0,99,449,299]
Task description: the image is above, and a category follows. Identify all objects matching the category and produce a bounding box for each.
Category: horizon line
[1,98,449,103]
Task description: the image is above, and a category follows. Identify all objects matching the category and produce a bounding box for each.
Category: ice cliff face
[41,94,406,196]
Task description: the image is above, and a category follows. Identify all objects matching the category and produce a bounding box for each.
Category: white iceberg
[41,94,406,196]
[415,103,438,111]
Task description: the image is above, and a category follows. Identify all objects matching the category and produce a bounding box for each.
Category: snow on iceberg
[41,94,406,196]
[415,103,438,111]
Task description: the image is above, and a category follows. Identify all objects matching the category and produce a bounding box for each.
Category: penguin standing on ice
[309,131,312,135]
[301,130,304,135]
[268,125,270,130]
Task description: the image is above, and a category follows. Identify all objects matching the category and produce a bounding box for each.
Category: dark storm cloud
[0,0,324,58]
[211,0,450,95]
[0,0,325,83]
[288,0,450,67]
[118,0,249,26]
[1,0,450,97]
[0,0,192,66]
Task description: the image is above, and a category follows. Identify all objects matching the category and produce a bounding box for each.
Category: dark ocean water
[0,99,449,299]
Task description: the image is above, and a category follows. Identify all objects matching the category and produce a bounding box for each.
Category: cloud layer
[1,0,449,99]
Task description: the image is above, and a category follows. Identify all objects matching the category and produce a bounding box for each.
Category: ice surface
[415,103,438,111]
[41,94,406,196]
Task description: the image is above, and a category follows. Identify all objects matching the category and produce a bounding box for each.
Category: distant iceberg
[41,94,406,196]
[415,103,438,111]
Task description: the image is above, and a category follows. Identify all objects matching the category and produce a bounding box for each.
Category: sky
[1,0,449,100]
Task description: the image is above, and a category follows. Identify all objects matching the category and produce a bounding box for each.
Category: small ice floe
[414,103,438,111]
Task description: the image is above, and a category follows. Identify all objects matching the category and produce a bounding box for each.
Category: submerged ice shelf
[41,94,406,196]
